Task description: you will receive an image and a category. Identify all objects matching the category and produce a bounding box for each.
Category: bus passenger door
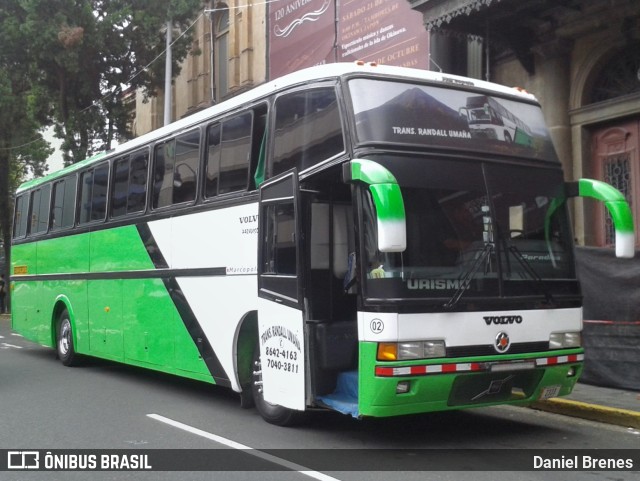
[257,170,306,410]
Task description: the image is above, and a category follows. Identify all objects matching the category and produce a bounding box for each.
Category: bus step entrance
[317,370,358,417]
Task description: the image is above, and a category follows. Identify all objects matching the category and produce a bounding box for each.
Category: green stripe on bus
[350,159,406,222]
[578,178,634,234]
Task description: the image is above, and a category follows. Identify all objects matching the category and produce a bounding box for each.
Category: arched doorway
[591,121,639,247]
[588,45,640,248]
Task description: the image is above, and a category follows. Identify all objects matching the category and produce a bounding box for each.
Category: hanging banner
[338,0,428,69]
[268,0,430,79]
[268,0,336,79]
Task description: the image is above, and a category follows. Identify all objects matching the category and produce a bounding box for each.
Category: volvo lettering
[484,316,524,325]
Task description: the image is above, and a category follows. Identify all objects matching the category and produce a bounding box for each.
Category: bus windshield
[361,157,577,304]
[349,78,558,163]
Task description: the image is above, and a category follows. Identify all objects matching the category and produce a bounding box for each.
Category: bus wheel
[251,347,300,426]
[56,309,80,367]
[504,131,513,142]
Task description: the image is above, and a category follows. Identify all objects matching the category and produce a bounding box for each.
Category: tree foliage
[0,2,52,287]
[0,0,203,297]
[21,0,204,164]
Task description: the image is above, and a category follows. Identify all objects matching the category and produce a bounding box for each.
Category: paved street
[1,315,638,481]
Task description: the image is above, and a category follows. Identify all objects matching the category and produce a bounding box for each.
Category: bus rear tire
[252,347,301,426]
[56,309,80,367]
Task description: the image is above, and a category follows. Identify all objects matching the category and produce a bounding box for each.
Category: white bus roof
[19,62,539,192]
[120,62,537,156]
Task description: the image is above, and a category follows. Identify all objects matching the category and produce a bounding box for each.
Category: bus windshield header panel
[349,78,559,163]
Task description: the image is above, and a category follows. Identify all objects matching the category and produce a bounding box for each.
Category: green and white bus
[11,63,634,425]
[458,95,534,146]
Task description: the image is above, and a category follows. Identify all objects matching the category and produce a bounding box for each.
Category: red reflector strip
[374,354,583,377]
[374,362,483,377]
[535,353,584,366]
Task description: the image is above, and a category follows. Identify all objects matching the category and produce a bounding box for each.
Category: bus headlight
[377,340,446,361]
[549,331,582,349]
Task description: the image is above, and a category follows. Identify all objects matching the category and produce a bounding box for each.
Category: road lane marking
[1,343,23,349]
[147,413,342,481]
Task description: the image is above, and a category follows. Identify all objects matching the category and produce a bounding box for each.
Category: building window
[213,4,229,101]
[590,45,640,104]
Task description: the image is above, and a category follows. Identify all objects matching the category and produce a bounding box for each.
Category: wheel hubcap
[59,320,70,355]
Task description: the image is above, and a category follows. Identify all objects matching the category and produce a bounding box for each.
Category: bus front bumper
[358,344,584,418]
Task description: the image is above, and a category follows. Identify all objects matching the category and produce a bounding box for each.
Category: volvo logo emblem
[494,332,511,353]
[484,315,523,325]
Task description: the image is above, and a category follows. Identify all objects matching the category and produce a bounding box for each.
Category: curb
[530,398,640,429]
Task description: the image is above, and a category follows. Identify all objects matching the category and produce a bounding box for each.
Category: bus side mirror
[343,159,406,252]
[566,179,635,258]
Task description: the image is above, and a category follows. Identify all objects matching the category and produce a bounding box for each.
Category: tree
[0,4,52,306]
[0,1,202,307]
[21,0,204,165]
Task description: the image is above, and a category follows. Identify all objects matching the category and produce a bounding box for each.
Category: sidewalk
[531,382,640,429]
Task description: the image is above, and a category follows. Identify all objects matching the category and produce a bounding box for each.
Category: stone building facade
[408,0,640,249]
[132,1,266,136]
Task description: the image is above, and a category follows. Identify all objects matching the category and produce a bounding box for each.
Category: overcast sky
[43,127,64,174]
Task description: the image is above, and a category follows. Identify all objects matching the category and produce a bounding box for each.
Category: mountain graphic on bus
[356,87,470,132]
[459,95,534,147]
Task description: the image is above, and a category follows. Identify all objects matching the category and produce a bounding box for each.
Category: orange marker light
[377,343,398,361]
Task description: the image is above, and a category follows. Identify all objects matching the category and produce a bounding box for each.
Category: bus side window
[111,155,130,217]
[128,150,148,213]
[250,107,268,190]
[111,151,148,218]
[219,112,252,195]
[28,184,51,236]
[153,131,200,208]
[78,164,108,224]
[91,165,109,222]
[174,130,200,204]
[262,202,297,276]
[206,106,268,197]
[13,194,28,238]
[51,176,76,231]
[204,123,221,198]
[272,88,344,178]
[79,170,94,224]
[153,141,174,208]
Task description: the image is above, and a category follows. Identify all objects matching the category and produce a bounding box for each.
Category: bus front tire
[251,347,301,426]
[56,310,80,367]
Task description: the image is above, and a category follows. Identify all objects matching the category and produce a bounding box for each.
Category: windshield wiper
[443,243,494,310]
[505,243,555,305]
